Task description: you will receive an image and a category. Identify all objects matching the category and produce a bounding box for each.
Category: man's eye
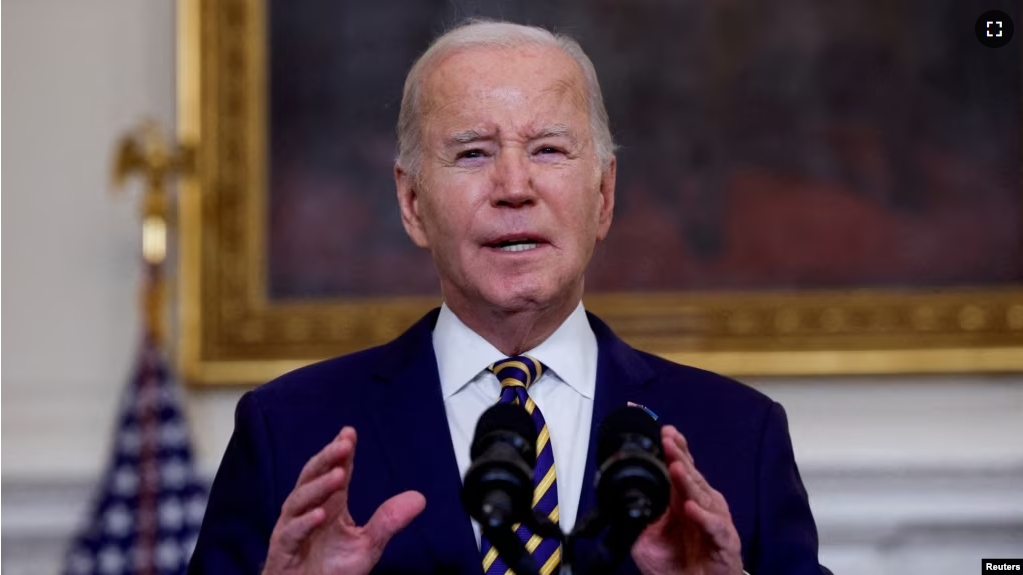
[457,149,485,160]
[537,147,563,155]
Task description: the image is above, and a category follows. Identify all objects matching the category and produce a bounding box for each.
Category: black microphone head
[597,406,663,465]
[462,403,538,527]
[595,406,670,526]
[471,402,538,461]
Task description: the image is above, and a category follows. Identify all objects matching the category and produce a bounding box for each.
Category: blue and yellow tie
[480,356,562,575]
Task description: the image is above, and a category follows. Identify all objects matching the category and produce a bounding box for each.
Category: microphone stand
[479,495,565,575]
[481,523,541,575]
[564,488,659,575]
[480,495,650,575]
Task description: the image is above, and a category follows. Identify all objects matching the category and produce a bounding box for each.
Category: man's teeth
[498,242,540,252]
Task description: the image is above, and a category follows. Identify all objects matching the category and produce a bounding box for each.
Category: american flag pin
[627,401,659,420]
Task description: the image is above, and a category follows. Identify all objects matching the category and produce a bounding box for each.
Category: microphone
[461,402,537,529]
[461,403,546,575]
[595,406,671,526]
[568,406,670,574]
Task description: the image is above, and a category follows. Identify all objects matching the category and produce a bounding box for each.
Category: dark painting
[267,0,1021,299]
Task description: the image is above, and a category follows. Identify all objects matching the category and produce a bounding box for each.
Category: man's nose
[491,149,536,207]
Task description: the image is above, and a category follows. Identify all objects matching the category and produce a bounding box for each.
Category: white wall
[3,1,1022,574]
[3,0,174,480]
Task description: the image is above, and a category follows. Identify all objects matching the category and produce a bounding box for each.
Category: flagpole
[65,119,205,575]
[111,121,195,575]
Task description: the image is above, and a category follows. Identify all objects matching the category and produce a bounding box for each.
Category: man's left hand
[631,426,744,575]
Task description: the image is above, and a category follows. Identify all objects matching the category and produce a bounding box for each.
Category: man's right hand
[262,427,427,575]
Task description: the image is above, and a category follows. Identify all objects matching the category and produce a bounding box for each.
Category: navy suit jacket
[190,309,830,574]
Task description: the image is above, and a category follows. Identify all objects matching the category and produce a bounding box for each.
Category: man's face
[396,44,616,314]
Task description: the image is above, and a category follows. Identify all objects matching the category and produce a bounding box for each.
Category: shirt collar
[432,301,597,400]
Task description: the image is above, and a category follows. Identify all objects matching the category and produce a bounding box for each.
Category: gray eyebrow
[446,130,493,146]
[532,124,578,144]
[444,125,579,147]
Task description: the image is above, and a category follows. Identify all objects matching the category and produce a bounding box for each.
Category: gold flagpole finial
[111,119,196,345]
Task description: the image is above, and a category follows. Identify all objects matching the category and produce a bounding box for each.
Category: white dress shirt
[432,301,598,548]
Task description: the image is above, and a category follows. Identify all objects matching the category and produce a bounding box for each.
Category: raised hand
[631,426,744,575]
[262,427,427,575]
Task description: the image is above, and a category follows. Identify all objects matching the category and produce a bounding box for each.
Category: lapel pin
[627,401,659,420]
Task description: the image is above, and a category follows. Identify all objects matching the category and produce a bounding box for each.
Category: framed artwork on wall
[177,0,1023,384]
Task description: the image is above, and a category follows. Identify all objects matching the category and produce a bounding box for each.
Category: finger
[275,507,327,554]
[365,491,427,549]
[295,427,356,487]
[684,500,738,551]
[668,458,714,512]
[342,427,358,487]
[682,465,715,509]
[661,426,694,467]
[661,429,715,500]
[678,452,715,500]
[666,460,694,516]
[322,428,359,518]
[281,466,346,519]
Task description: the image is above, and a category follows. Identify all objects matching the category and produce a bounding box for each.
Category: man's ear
[395,164,431,248]
[595,156,617,241]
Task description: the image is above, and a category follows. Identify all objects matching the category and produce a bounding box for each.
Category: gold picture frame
[177,0,1023,385]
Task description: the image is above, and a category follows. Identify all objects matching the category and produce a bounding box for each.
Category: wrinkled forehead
[419,44,591,129]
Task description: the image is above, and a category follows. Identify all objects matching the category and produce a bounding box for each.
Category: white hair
[395,19,616,177]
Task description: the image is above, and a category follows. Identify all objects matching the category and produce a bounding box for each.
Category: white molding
[804,464,1023,544]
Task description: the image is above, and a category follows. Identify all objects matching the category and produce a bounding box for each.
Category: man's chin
[476,283,575,314]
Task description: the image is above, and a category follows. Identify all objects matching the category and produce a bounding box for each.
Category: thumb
[365,490,427,549]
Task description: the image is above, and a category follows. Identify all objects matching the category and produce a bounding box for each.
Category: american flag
[63,336,208,575]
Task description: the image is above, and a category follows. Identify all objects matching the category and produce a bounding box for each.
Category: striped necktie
[480,356,562,575]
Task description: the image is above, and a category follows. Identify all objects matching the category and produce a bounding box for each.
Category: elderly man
[190,20,829,575]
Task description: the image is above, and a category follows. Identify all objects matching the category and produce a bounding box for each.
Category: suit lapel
[577,312,658,522]
[367,309,482,574]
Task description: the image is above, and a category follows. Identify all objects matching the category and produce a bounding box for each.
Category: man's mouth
[485,236,547,253]
[496,240,541,252]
